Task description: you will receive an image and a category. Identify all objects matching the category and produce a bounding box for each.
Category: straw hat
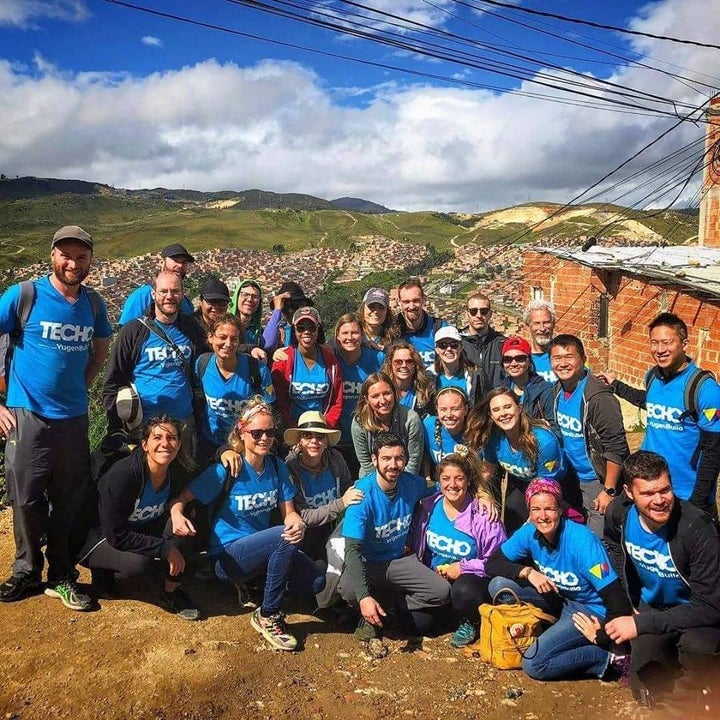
[284,411,341,446]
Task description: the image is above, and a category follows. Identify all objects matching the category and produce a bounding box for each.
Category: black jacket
[461,327,507,389]
[80,449,190,561]
[553,372,629,482]
[605,496,720,634]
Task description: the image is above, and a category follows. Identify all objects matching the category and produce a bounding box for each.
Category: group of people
[1,228,719,712]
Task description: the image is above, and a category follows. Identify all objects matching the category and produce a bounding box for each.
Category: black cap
[161,243,195,263]
[200,278,230,302]
[276,281,312,304]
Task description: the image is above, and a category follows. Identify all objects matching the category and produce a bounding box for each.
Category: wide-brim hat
[116,383,142,431]
[284,411,341,446]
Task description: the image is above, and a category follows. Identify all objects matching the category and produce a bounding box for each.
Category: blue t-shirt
[189,457,296,555]
[0,277,112,418]
[133,319,195,419]
[532,352,557,383]
[343,470,431,562]
[501,518,617,617]
[436,372,468,395]
[119,284,194,326]
[289,349,330,422]
[403,314,447,370]
[624,506,689,608]
[483,426,565,482]
[423,415,466,464]
[425,500,477,569]
[556,374,595,481]
[642,363,720,501]
[296,465,339,508]
[127,479,171,526]
[198,354,275,445]
[337,347,384,445]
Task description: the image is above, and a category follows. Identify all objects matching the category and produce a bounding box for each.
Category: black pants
[450,573,492,623]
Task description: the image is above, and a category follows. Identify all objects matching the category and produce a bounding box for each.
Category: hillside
[0,176,699,270]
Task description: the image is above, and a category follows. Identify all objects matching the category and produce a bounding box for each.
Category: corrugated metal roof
[535,245,720,298]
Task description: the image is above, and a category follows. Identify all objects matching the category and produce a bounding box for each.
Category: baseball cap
[292,306,321,326]
[363,287,389,308]
[502,336,532,356]
[434,325,462,345]
[161,243,195,263]
[51,225,93,250]
[200,278,230,302]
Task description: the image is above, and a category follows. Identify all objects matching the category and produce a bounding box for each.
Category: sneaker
[0,574,43,603]
[493,590,518,605]
[161,587,200,621]
[44,580,92,611]
[604,653,632,684]
[250,608,297,651]
[234,581,258,609]
[450,620,478,648]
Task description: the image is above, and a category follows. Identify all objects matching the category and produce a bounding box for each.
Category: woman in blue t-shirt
[381,342,435,419]
[196,314,274,465]
[408,450,506,647]
[466,387,570,535]
[357,287,400,351]
[486,478,631,681]
[433,326,489,406]
[171,398,325,652]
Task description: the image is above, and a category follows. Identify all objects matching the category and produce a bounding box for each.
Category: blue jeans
[214,525,325,616]
[488,576,609,680]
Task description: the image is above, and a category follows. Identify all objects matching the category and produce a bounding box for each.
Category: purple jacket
[408,492,507,576]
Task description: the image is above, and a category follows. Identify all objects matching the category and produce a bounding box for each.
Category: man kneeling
[338,433,450,654]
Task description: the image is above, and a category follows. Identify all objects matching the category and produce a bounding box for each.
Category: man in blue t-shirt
[524,299,557,383]
[0,225,112,611]
[103,271,207,450]
[550,334,629,537]
[605,451,720,710]
[118,243,195,326]
[397,278,447,370]
[339,433,449,653]
[600,312,720,513]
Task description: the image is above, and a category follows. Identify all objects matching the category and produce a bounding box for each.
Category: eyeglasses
[392,358,415,367]
[436,341,460,350]
[299,431,327,441]
[245,428,277,440]
[502,354,529,364]
[239,292,260,302]
[468,307,491,316]
[295,323,318,333]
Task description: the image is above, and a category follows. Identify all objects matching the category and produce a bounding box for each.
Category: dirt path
[0,510,645,720]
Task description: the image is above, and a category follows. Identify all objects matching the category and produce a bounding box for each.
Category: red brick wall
[700,97,720,248]
[524,250,720,385]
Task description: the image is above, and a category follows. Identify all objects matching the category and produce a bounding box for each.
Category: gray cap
[51,225,93,250]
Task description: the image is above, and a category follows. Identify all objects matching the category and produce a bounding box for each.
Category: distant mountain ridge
[0,176,393,213]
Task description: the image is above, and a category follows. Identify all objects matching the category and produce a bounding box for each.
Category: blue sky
[0,0,718,210]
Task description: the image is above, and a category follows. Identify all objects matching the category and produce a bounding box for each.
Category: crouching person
[171,397,325,651]
[338,433,450,653]
[77,415,199,619]
[485,478,632,680]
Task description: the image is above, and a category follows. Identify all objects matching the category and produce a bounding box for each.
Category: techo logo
[234,490,278,512]
[129,500,166,523]
[500,461,532,478]
[557,412,582,433]
[625,541,676,573]
[646,403,682,424]
[343,380,363,398]
[426,530,472,558]
[305,488,338,508]
[536,562,579,588]
[40,321,94,343]
[374,514,411,540]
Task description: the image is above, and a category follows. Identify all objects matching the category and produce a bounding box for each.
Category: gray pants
[5,409,89,583]
[338,553,450,612]
[581,479,603,538]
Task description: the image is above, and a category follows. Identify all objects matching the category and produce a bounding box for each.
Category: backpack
[0,280,101,395]
[645,365,714,470]
[196,352,262,394]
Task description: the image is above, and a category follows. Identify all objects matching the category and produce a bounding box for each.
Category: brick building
[523,246,720,387]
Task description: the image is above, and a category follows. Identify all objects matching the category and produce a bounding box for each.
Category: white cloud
[141,35,162,48]
[0,0,87,28]
[0,0,717,211]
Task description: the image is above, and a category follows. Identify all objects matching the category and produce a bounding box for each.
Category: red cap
[502,336,531,356]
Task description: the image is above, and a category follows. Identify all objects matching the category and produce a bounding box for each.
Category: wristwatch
[603,486,618,497]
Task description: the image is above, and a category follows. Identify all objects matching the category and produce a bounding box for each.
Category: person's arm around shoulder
[404,408,425,475]
[351,419,373,478]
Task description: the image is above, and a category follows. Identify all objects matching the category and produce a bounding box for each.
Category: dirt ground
[0,514,656,720]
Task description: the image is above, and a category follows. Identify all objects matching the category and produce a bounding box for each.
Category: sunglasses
[502,354,529,364]
[468,307,491,316]
[299,431,328,441]
[245,428,277,440]
[295,323,318,333]
[437,341,460,350]
[392,358,415,367]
